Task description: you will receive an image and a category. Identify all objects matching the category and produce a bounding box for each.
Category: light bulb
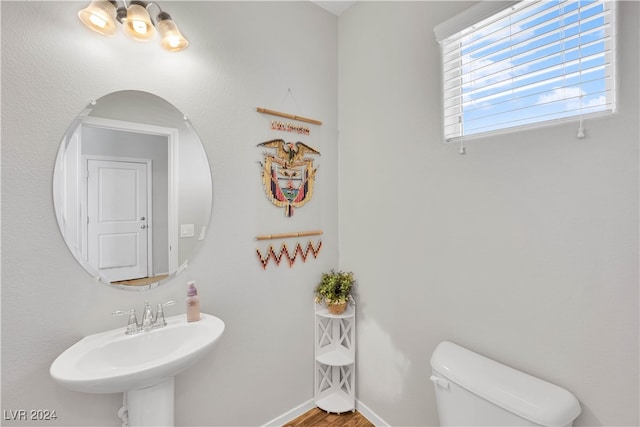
[132,20,148,34]
[168,37,181,48]
[89,14,108,28]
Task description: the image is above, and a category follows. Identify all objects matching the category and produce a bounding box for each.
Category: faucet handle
[113,309,139,335]
[154,300,176,328]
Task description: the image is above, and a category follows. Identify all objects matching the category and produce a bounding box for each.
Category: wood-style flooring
[284,408,374,427]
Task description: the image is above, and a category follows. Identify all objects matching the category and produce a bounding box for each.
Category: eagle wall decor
[258,138,320,217]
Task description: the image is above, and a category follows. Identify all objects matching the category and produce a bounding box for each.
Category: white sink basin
[50,313,225,394]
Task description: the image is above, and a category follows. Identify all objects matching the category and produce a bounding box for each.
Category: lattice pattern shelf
[314,303,355,413]
[314,362,355,413]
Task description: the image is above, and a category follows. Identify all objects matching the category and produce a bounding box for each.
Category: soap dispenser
[186,281,201,322]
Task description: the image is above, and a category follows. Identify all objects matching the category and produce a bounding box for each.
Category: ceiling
[311,1,357,16]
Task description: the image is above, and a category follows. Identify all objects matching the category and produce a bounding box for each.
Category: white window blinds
[436,0,616,142]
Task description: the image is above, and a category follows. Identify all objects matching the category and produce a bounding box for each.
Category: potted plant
[314,269,356,315]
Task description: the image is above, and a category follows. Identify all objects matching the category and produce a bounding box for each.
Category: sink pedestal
[126,378,174,427]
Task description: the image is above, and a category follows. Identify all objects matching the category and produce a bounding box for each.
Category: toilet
[430,341,581,427]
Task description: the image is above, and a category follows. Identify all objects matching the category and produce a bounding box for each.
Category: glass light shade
[78,0,117,36]
[123,3,156,41]
[158,19,189,51]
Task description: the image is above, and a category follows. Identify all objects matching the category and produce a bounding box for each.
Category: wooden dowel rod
[256,230,323,241]
[257,107,323,126]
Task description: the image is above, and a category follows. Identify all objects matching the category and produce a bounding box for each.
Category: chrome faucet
[113,300,176,335]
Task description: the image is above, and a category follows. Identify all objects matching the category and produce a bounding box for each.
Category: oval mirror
[53,90,212,290]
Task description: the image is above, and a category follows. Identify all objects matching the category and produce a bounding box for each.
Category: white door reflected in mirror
[87,159,149,282]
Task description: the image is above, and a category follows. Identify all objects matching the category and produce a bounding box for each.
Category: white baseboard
[356,399,389,427]
[261,398,389,427]
[261,399,316,427]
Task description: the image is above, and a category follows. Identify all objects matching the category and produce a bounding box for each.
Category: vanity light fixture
[78,0,189,51]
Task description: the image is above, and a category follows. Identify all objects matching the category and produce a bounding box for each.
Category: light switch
[180,224,195,238]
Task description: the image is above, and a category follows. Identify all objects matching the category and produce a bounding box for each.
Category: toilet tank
[430,341,581,427]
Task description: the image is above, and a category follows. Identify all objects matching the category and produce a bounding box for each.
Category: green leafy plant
[314,270,356,304]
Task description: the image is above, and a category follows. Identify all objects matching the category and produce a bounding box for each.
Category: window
[435,0,616,142]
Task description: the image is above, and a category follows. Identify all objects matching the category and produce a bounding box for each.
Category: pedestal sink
[50,313,224,426]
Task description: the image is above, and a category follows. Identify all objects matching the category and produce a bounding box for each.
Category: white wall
[339,2,639,426]
[1,2,338,426]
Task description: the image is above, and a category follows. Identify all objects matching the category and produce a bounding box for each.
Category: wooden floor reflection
[111,274,169,286]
